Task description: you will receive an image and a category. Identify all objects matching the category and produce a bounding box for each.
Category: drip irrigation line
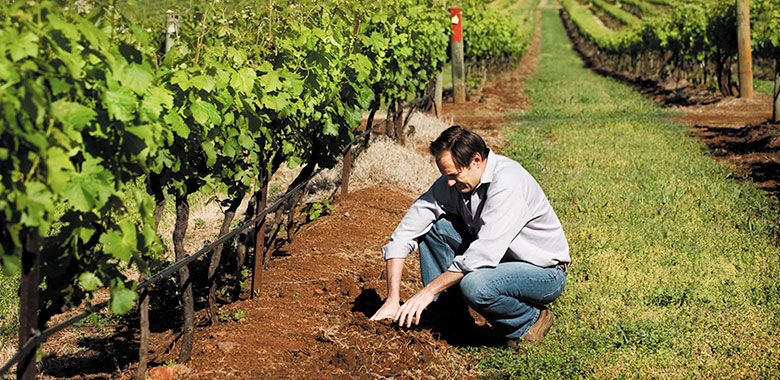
[0,171,316,377]
[0,96,428,377]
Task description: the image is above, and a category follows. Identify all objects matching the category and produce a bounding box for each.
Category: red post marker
[450,8,462,42]
[449,8,466,103]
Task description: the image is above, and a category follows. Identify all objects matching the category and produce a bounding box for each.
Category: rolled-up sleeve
[382,178,450,260]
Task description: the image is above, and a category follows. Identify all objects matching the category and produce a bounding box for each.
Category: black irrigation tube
[0,98,425,377]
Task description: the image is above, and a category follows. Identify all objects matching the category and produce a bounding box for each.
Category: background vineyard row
[560,0,779,97]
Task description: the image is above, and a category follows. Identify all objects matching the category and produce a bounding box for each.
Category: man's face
[436,150,483,194]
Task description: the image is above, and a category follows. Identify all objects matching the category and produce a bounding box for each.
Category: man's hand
[394,289,435,328]
[370,299,400,321]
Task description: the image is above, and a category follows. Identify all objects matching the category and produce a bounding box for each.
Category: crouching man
[369,126,570,346]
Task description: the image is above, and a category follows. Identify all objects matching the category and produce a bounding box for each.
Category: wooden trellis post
[18,232,40,380]
[736,0,753,99]
[251,169,269,297]
[450,8,466,104]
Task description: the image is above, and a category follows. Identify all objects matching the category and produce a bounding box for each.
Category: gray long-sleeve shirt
[381,150,570,273]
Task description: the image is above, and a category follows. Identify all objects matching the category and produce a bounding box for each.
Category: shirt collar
[478,149,496,186]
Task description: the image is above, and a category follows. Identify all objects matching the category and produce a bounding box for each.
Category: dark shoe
[524,309,553,344]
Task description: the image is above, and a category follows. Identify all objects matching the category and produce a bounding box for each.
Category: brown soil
[682,96,780,196]
[34,6,779,380]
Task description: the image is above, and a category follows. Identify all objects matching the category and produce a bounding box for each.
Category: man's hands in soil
[369,289,435,328]
[394,289,435,328]
[369,299,400,321]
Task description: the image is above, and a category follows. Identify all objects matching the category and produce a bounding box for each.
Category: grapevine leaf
[286,76,303,98]
[79,272,104,291]
[9,31,39,62]
[109,284,138,314]
[51,100,96,132]
[191,100,221,126]
[47,78,71,96]
[238,130,254,149]
[170,71,190,90]
[122,65,154,94]
[259,70,282,92]
[76,17,109,50]
[369,31,387,50]
[100,220,138,263]
[282,141,293,154]
[20,182,54,228]
[202,140,217,166]
[357,86,374,109]
[227,46,247,65]
[352,54,373,82]
[64,158,114,212]
[287,156,302,169]
[191,75,216,92]
[164,110,190,138]
[141,87,173,121]
[46,147,74,193]
[1,255,21,276]
[104,86,136,122]
[47,13,80,42]
[323,118,338,136]
[231,68,256,94]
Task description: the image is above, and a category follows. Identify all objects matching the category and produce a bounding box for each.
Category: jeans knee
[460,273,495,308]
[427,218,456,241]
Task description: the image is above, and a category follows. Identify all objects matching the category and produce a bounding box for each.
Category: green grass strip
[467,2,780,378]
[561,0,622,52]
[755,79,774,97]
[604,0,658,17]
[586,0,641,27]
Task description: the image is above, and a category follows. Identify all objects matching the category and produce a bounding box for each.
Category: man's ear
[471,153,483,167]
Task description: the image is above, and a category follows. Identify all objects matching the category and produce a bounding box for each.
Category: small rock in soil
[217,341,237,353]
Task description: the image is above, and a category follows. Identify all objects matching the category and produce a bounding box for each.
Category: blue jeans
[419,216,567,339]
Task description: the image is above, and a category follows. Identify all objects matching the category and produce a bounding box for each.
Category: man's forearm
[385,258,405,301]
[421,270,464,298]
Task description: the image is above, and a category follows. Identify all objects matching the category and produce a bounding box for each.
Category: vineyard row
[0,0,536,378]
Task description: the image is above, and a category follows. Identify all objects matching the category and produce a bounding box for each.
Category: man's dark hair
[429,126,489,168]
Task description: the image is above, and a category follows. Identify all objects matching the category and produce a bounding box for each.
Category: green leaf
[164,110,190,138]
[20,182,54,228]
[1,255,21,276]
[64,158,114,212]
[227,47,247,65]
[170,71,190,90]
[100,220,138,263]
[109,284,138,314]
[191,75,216,92]
[190,100,221,126]
[47,13,80,42]
[79,272,104,291]
[141,86,173,121]
[352,53,373,82]
[51,100,96,132]
[202,140,216,166]
[122,64,154,94]
[9,31,39,62]
[237,129,254,149]
[323,118,338,136]
[287,156,302,169]
[231,68,256,94]
[259,70,282,92]
[104,86,136,122]
[46,147,75,193]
